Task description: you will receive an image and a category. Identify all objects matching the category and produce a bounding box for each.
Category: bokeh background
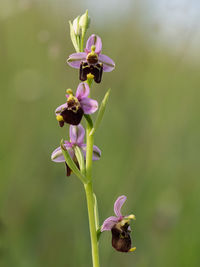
[0,0,200,266]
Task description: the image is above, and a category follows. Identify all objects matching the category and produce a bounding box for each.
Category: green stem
[85,113,100,266]
[84,182,100,267]
[80,34,85,53]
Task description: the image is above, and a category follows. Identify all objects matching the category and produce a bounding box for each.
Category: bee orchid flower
[55,82,98,127]
[67,34,115,83]
[101,195,136,253]
[51,124,101,176]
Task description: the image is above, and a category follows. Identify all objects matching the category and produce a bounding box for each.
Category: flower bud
[79,10,90,33]
[69,10,90,52]
[72,16,81,36]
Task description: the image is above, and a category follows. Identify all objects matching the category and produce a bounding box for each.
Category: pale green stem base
[84,182,100,267]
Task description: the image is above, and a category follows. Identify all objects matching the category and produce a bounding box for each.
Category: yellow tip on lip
[87,73,94,79]
[129,247,136,252]
[128,214,136,220]
[56,115,64,122]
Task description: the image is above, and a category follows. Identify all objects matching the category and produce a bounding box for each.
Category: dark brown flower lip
[80,62,103,83]
[60,107,84,126]
[111,223,132,253]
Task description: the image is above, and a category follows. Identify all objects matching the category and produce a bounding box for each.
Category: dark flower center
[67,97,81,113]
[86,53,98,64]
[86,45,98,64]
[59,96,83,126]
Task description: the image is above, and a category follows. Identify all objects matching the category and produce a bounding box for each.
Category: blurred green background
[0,0,200,266]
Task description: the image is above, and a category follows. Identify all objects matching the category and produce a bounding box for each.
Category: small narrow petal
[67,52,87,68]
[80,144,101,161]
[80,98,98,114]
[85,34,102,54]
[114,195,127,217]
[55,103,67,115]
[75,82,90,100]
[70,124,85,145]
[98,54,115,72]
[101,216,118,232]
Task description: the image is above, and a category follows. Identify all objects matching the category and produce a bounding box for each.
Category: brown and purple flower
[51,124,101,176]
[67,34,115,83]
[55,82,98,126]
[101,195,136,253]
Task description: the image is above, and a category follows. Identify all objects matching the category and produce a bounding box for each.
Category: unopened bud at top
[72,16,81,36]
[79,10,90,32]
[69,10,90,52]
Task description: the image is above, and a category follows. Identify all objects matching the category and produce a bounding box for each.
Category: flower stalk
[84,82,100,266]
[77,29,101,265]
[84,182,100,267]
[51,10,136,267]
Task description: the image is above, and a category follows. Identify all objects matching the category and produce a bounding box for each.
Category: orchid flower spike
[55,82,98,127]
[51,124,101,176]
[67,34,115,83]
[101,195,136,253]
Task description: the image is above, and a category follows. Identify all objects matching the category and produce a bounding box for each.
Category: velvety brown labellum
[111,223,131,252]
[60,107,83,126]
[80,62,103,83]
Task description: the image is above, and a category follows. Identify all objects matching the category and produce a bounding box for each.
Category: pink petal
[98,54,115,72]
[51,143,74,162]
[51,146,65,162]
[67,52,87,68]
[75,82,90,100]
[55,103,67,115]
[80,144,101,161]
[114,195,127,217]
[69,124,85,145]
[80,98,98,114]
[92,145,101,160]
[85,34,102,54]
[101,216,118,232]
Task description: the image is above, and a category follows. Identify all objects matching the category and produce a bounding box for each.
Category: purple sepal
[98,54,115,72]
[55,103,68,115]
[76,82,90,100]
[51,146,65,162]
[114,195,127,217]
[70,124,85,146]
[85,34,102,54]
[101,216,118,232]
[67,52,87,68]
[80,98,98,114]
[81,144,101,161]
[51,142,74,162]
